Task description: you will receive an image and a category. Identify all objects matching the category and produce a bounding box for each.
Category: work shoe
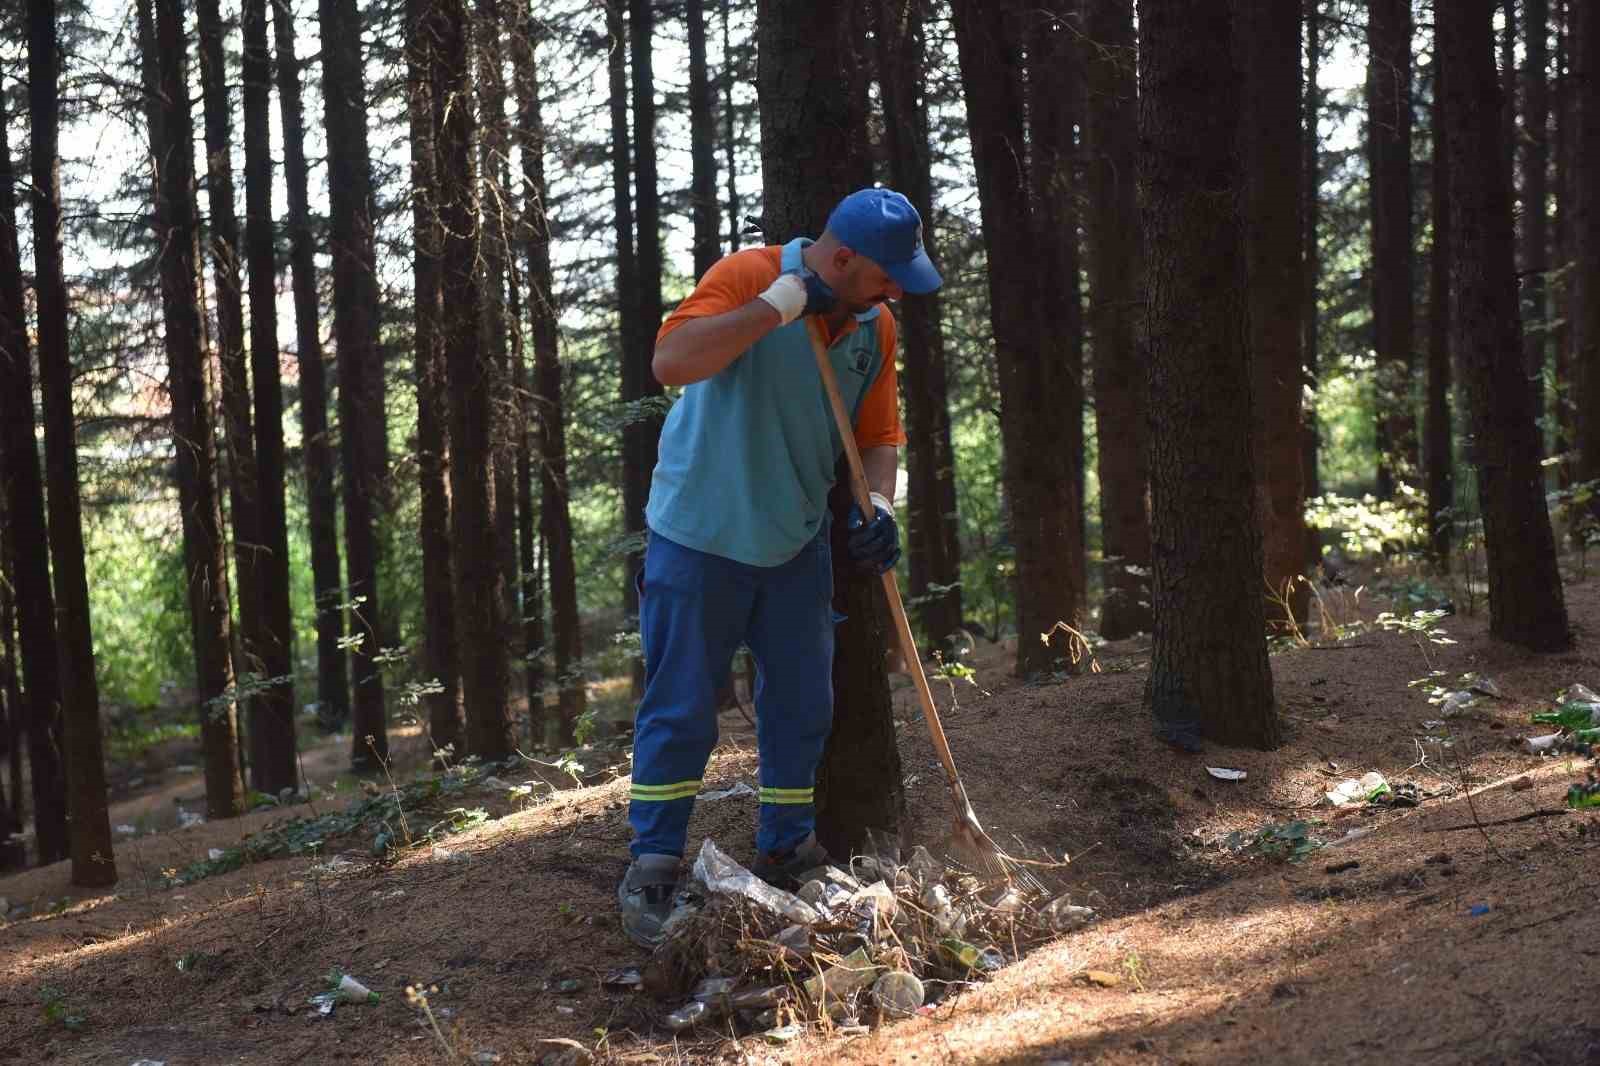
[750,832,833,890]
[617,853,681,948]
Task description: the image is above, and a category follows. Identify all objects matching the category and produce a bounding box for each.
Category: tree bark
[0,515,23,828]
[757,0,903,857]
[624,0,666,695]
[721,0,741,254]
[1237,0,1309,628]
[688,0,720,278]
[150,0,246,818]
[433,0,512,760]
[1524,0,1550,454]
[1551,0,1573,481]
[0,88,67,864]
[876,0,962,647]
[1440,0,1571,650]
[240,0,297,795]
[29,0,117,883]
[951,0,1085,676]
[271,0,349,733]
[1304,0,1323,508]
[196,0,268,786]
[1367,0,1418,498]
[406,0,464,759]
[1428,50,1455,565]
[1573,0,1600,505]
[1139,0,1279,750]
[1084,0,1153,639]
[318,0,389,769]
[513,16,584,743]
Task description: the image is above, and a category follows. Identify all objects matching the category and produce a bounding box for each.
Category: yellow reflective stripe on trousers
[629,779,702,801]
[759,786,814,805]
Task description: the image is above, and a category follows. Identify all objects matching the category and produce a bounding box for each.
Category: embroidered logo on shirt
[849,351,871,376]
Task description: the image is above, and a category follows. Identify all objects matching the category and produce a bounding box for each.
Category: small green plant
[1375,608,1456,669]
[1223,820,1322,863]
[40,986,86,1031]
[1121,950,1147,992]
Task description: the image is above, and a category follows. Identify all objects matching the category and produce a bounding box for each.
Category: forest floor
[2,561,1599,1065]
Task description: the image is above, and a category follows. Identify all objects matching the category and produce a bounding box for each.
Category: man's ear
[832,245,856,272]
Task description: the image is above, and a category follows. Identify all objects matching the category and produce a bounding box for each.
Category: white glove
[869,491,893,515]
[756,273,807,326]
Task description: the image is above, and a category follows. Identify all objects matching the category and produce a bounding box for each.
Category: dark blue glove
[845,495,901,575]
[794,268,837,318]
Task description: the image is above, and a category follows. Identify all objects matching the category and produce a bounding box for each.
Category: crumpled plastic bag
[691,839,821,926]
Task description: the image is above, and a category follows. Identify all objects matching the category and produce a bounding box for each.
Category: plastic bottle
[1531,701,1600,729]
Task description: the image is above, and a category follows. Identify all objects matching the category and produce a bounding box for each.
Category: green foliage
[1305,489,1428,557]
[83,506,193,707]
[39,986,86,1031]
[1223,820,1322,863]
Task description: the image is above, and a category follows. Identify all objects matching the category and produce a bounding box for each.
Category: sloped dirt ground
[2,572,1598,1065]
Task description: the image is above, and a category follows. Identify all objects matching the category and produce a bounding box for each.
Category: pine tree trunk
[1029,2,1087,621]
[1428,51,1455,565]
[1367,0,1418,499]
[508,271,541,724]
[1574,0,1600,507]
[196,0,268,787]
[1084,0,1153,640]
[688,0,720,278]
[1304,0,1323,508]
[1139,0,1279,750]
[150,0,246,818]
[1552,0,1574,481]
[0,519,24,827]
[757,0,903,857]
[0,98,67,864]
[272,0,348,731]
[721,0,741,253]
[951,0,1084,676]
[625,0,666,697]
[432,0,512,761]
[318,0,389,770]
[240,0,297,795]
[1524,0,1551,455]
[1504,0,1519,181]
[1440,1,1571,650]
[513,17,584,743]
[407,0,464,759]
[1238,0,1309,629]
[29,0,116,883]
[877,0,962,647]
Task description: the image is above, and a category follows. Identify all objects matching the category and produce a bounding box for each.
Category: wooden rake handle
[807,320,967,798]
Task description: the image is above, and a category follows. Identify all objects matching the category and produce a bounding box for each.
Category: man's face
[830,248,904,314]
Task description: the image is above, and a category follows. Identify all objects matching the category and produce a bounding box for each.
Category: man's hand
[756,270,837,326]
[845,492,900,575]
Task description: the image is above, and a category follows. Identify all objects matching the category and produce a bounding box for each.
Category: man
[617,187,942,946]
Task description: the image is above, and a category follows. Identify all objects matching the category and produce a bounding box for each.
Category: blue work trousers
[628,528,834,859]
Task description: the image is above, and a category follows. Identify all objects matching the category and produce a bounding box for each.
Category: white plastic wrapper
[691,839,821,926]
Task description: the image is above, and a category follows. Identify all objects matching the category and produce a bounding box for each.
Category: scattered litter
[175,808,204,829]
[1469,675,1504,699]
[1566,683,1600,703]
[697,781,759,802]
[1324,827,1375,848]
[115,824,137,836]
[554,978,583,994]
[480,776,509,790]
[1420,719,1447,730]
[1439,691,1476,718]
[311,856,359,876]
[309,971,380,1015]
[533,1038,594,1066]
[1040,897,1096,933]
[762,1024,802,1044]
[601,967,642,991]
[1206,767,1247,781]
[1082,970,1121,988]
[1374,782,1423,808]
[692,838,820,925]
[471,1053,502,1064]
[1324,772,1390,807]
[1468,903,1491,917]
[429,846,469,863]
[871,971,924,1016]
[1523,732,1563,754]
[129,1061,166,1066]
[1567,775,1600,809]
[206,848,225,861]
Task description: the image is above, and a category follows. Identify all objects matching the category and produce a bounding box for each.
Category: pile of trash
[1521,683,1600,758]
[625,840,1091,1041]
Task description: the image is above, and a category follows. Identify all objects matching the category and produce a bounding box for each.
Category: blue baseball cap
[825,188,942,295]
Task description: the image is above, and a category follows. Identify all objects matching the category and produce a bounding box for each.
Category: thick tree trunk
[29,0,116,883]
[0,518,23,827]
[406,0,464,759]
[513,16,584,743]
[0,96,67,864]
[1574,0,1600,503]
[624,0,666,696]
[1367,0,1418,498]
[1552,0,1574,480]
[1428,52,1455,566]
[688,0,720,278]
[240,0,297,795]
[1524,0,1551,454]
[271,0,348,733]
[1504,0,1519,180]
[1139,0,1278,750]
[877,0,962,647]
[757,0,903,857]
[318,0,389,770]
[1440,2,1571,650]
[1304,0,1323,508]
[151,0,246,818]
[1238,0,1309,628]
[951,0,1084,676]
[433,0,512,760]
[1084,0,1153,639]
[196,0,268,786]
[508,272,541,725]
[1029,2,1087,619]
[721,0,741,254]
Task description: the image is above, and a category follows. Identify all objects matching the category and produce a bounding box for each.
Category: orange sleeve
[854,309,907,449]
[656,247,782,345]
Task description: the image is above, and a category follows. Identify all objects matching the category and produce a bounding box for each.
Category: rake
[808,321,1042,893]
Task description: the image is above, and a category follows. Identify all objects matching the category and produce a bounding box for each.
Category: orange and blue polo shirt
[645,238,906,567]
